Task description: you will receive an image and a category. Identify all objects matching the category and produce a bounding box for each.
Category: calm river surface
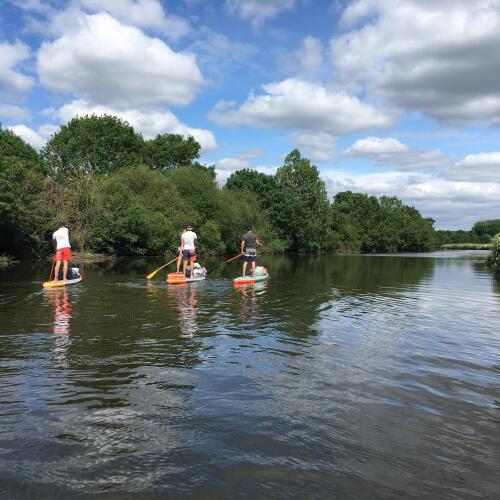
[0,252,498,499]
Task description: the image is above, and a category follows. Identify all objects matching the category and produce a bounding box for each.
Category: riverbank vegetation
[441,243,492,250]
[487,233,500,276]
[0,117,496,260]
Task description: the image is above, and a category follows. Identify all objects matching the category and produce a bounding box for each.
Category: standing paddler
[241,226,261,277]
[52,221,72,282]
[180,224,198,278]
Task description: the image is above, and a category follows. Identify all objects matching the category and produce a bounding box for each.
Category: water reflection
[166,284,199,338]
[44,288,72,362]
[234,281,268,325]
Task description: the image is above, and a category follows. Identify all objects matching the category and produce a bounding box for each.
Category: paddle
[48,255,56,282]
[206,253,244,275]
[146,256,179,279]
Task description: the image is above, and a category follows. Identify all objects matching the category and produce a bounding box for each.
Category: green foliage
[91,166,194,255]
[166,164,220,222]
[441,243,492,250]
[0,130,49,258]
[330,191,435,252]
[225,169,278,210]
[196,220,225,255]
[0,127,40,164]
[472,219,500,242]
[144,134,200,170]
[274,149,329,251]
[41,115,144,176]
[1,119,487,259]
[486,233,500,276]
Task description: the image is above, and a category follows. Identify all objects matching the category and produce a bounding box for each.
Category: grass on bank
[441,243,492,250]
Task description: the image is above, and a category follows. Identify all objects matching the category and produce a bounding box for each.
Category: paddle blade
[146,256,177,279]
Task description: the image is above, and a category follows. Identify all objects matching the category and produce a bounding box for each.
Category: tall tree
[275,149,329,251]
[41,115,144,176]
[143,134,201,170]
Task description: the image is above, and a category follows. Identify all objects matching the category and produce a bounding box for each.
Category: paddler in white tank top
[180,224,198,278]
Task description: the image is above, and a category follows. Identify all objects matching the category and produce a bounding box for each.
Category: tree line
[0,115,493,260]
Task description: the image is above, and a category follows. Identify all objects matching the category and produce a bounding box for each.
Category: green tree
[0,156,49,258]
[274,149,329,251]
[0,127,40,164]
[91,165,195,255]
[166,164,221,222]
[472,219,500,242]
[41,115,144,176]
[225,169,278,210]
[144,134,201,170]
[487,232,500,276]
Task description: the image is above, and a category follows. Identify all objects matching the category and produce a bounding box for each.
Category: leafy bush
[486,233,500,276]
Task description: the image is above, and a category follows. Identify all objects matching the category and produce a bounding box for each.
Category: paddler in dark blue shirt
[240,226,261,277]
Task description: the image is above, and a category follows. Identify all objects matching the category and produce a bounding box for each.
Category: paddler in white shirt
[52,222,72,282]
[180,224,198,278]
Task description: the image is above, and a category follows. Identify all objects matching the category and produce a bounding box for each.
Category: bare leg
[62,261,68,281]
[183,258,188,277]
[242,260,247,276]
[54,260,61,281]
[251,261,256,275]
[176,254,182,273]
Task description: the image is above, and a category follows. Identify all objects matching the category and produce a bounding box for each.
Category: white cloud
[331,0,500,125]
[0,103,31,121]
[0,42,33,93]
[322,168,500,229]
[343,136,452,170]
[81,0,191,39]
[295,36,323,76]
[448,152,500,182]
[210,79,393,132]
[8,123,58,150]
[37,12,203,109]
[187,26,258,79]
[278,36,324,78]
[210,78,393,162]
[50,99,216,150]
[226,0,295,27]
[291,130,337,163]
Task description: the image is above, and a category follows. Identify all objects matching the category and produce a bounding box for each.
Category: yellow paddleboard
[42,277,82,288]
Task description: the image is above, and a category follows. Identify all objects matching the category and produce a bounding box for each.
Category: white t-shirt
[181,230,197,250]
[53,227,71,250]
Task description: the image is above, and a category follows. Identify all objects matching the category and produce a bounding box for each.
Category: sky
[1,0,500,229]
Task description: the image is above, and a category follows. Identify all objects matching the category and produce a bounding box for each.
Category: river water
[0,252,498,499]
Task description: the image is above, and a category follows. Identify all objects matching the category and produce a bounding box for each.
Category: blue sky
[1,0,500,229]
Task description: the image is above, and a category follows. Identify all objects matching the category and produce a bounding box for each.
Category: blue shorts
[243,251,256,262]
[183,249,196,262]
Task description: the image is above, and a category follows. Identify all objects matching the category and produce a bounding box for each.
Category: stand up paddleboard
[166,272,206,285]
[43,276,82,288]
[233,266,269,286]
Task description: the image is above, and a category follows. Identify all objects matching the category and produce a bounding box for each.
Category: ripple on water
[0,254,499,498]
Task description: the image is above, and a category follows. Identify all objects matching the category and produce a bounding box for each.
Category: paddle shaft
[206,253,244,275]
[49,256,56,282]
[146,256,178,279]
